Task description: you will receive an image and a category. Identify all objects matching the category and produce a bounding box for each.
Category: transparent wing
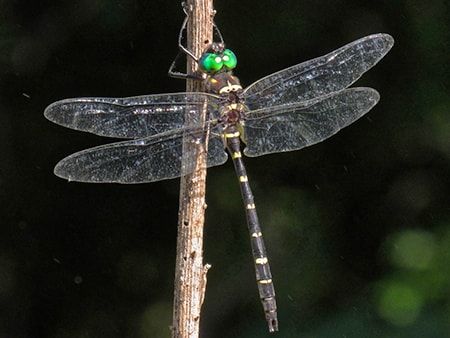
[243,87,379,157]
[54,124,228,183]
[44,93,221,138]
[243,34,393,110]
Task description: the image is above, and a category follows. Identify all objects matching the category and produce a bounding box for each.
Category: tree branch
[172,0,214,337]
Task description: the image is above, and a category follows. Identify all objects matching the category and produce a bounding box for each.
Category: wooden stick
[172,1,214,337]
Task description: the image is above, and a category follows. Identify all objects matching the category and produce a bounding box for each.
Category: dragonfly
[44,15,394,332]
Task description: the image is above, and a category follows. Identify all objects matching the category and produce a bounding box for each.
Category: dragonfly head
[198,43,237,75]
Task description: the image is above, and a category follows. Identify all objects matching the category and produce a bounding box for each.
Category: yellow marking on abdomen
[255,257,268,264]
[259,279,273,284]
[246,203,256,209]
[239,175,248,182]
[233,151,242,159]
[224,131,240,139]
[251,232,262,238]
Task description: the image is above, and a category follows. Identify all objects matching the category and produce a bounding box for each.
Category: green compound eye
[222,49,237,69]
[199,53,223,73]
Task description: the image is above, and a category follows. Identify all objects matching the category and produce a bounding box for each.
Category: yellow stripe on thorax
[226,103,239,110]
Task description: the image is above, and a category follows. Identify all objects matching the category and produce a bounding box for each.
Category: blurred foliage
[0,0,449,337]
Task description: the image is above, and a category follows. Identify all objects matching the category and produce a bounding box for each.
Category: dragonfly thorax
[206,72,246,125]
[206,71,242,94]
[221,101,247,125]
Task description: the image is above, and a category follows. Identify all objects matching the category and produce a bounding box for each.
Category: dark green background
[1,0,448,337]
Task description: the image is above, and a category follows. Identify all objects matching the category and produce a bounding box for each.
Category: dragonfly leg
[168,50,204,80]
[168,8,202,80]
[179,2,225,57]
[168,2,226,80]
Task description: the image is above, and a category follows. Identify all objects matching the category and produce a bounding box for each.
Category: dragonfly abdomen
[224,125,278,332]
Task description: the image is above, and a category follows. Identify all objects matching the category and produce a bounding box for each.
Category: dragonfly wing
[44,93,221,138]
[243,87,379,157]
[54,124,227,183]
[244,34,393,110]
